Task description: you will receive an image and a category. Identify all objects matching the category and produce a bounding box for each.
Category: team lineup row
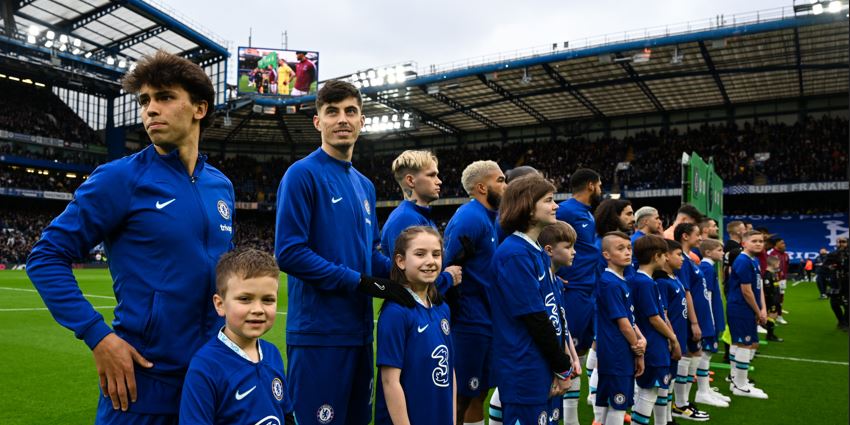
[24,51,767,425]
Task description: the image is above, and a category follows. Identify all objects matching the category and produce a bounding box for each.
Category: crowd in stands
[0,79,103,148]
[0,207,54,265]
[0,164,85,193]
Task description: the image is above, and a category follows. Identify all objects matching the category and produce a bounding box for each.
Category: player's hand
[690,323,702,341]
[358,275,416,307]
[549,376,571,397]
[634,356,645,377]
[445,265,463,286]
[571,359,582,378]
[92,333,153,411]
[670,340,683,361]
[558,276,569,286]
[758,309,767,325]
[631,338,646,356]
[449,236,476,267]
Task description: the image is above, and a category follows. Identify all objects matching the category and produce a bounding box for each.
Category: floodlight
[381,115,389,123]
[46,30,55,40]
[59,44,67,52]
[361,80,370,88]
[813,3,824,13]
[827,0,842,12]
[73,38,81,47]
[387,74,397,84]
[402,113,410,120]
[367,70,376,79]
[359,72,367,80]
[394,122,401,129]
[44,40,53,48]
[106,56,115,65]
[403,121,411,128]
[370,78,380,87]
[118,60,127,68]
[59,34,68,43]
[353,81,362,89]
[391,114,398,121]
[72,48,81,55]
[84,52,92,58]
[129,62,137,71]
[27,35,36,44]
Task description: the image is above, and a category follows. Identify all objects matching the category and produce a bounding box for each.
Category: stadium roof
[206,8,848,148]
[0,0,229,95]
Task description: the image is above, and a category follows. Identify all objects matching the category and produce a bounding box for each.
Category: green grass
[0,271,847,424]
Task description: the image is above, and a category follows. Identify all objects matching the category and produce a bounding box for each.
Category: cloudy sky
[171,0,792,82]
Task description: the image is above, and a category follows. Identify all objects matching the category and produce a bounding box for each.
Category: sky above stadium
[179,0,793,82]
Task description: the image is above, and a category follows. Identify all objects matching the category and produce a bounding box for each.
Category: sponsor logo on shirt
[155,198,175,209]
[364,199,371,214]
[431,345,450,388]
[235,386,256,400]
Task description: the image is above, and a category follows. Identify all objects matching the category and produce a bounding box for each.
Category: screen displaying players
[237,47,319,96]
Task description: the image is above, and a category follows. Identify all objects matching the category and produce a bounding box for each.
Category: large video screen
[237,47,319,96]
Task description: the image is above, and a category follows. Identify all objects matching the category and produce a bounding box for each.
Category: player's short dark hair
[665,238,682,253]
[388,226,443,306]
[122,50,216,130]
[698,217,716,230]
[634,234,668,266]
[594,198,632,237]
[771,237,784,244]
[316,79,362,111]
[674,222,698,242]
[539,221,577,248]
[505,166,540,184]
[499,175,556,234]
[569,168,600,193]
[215,248,280,297]
[677,203,703,222]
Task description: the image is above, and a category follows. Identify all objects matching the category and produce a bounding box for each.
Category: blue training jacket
[443,199,499,336]
[27,145,234,413]
[275,148,391,346]
[380,199,453,294]
[555,198,599,291]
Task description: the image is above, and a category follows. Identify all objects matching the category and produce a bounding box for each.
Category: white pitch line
[0,305,115,312]
[0,286,114,300]
[758,354,848,366]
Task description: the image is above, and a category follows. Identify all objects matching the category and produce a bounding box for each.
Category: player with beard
[443,160,507,425]
[632,206,664,244]
[555,168,604,407]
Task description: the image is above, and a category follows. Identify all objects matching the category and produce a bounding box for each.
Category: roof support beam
[16,11,112,52]
[433,62,847,117]
[793,27,804,96]
[541,63,605,118]
[476,74,547,123]
[275,109,296,145]
[616,54,665,112]
[58,3,122,31]
[698,41,731,107]
[367,93,460,134]
[222,109,254,145]
[421,86,500,129]
[93,25,167,59]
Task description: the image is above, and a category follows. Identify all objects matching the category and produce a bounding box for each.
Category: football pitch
[0,269,847,424]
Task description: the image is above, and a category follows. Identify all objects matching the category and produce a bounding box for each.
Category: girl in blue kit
[375,226,456,425]
[491,175,573,425]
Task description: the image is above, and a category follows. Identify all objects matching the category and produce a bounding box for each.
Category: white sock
[590,368,600,400]
[729,345,738,381]
[464,421,485,425]
[632,387,657,425]
[586,350,598,370]
[674,358,690,408]
[604,409,626,425]
[696,352,712,394]
[654,388,669,425]
[733,347,752,389]
[593,405,608,423]
[685,355,698,399]
[666,393,673,419]
[563,375,581,425]
[488,387,502,425]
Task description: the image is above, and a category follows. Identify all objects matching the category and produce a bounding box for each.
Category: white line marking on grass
[758,354,848,366]
[792,281,802,287]
[0,286,114,300]
[0,305,115,312]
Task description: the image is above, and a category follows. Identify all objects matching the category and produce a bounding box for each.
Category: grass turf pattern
[0,269,846,424]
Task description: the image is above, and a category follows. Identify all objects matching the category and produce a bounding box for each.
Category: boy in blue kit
[671,223,715,418]
[555,168,604,407]
[629,235,682,425]
[595,231,646,425]
[443,160,506,425]
[654,240,694,424]
[180,249,295,425]
[27,51,234,424]
[696,239,733,406]
[376,226,455,425]
[275,80,415,425]
[381,150,461,293]
[491,175,573,425]
[726,231,769,399]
